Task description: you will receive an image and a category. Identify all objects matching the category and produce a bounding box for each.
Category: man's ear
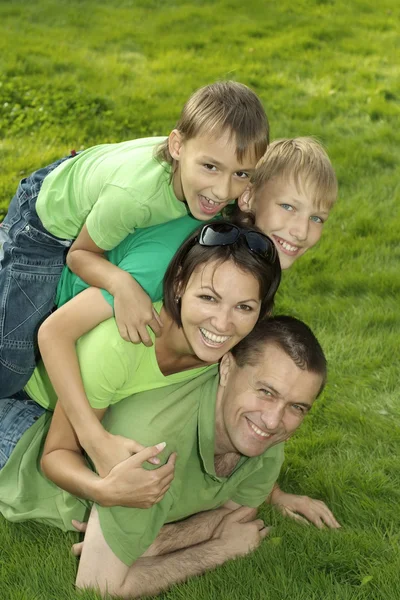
[219,352,234,387]
[168,129,184,161]
[237,185,255,212]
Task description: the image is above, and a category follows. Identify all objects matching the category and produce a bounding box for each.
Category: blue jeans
[0,157,73,397]
[0,392,45,469]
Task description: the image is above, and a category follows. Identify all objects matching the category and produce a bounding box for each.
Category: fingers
[71,519,87,533]
[259,526,271,539]
[151,308,163,337]
[131,442,167,466]
[71,541,84,556]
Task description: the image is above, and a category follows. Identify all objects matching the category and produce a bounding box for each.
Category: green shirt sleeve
[231,443,285,507]
[97,490,174,566]
[77,319,131,409]
[85,184,150,250]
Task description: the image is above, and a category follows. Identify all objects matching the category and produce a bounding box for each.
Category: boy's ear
[219,352,235,387]
[237,185,255,212]
[168,129,184,161]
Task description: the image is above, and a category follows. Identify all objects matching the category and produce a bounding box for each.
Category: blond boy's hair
[156,81,269,164]
[252,137,338,210]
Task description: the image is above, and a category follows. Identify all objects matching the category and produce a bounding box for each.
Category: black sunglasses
[198,223,277,262]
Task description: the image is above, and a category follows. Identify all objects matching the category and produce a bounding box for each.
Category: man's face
[246,176,330,270]
[169,129,256,220]
[216,344,323,457]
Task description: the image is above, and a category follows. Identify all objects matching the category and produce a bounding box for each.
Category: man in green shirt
[0,316,338,598]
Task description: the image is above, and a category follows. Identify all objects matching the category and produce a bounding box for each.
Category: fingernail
[150,457,160,464]
[156,442,166,450]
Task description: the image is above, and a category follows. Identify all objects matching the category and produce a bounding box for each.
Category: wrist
[79,424,109,453]
[108,269,133,297]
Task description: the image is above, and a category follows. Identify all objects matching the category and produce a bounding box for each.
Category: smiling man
[0,316,338,598]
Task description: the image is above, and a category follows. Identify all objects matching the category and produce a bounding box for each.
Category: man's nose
[261,405,284,431]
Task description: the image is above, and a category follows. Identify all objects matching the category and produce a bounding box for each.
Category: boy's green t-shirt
[36,137,188,249]
[56,215,203,310]
[24,301,213,410]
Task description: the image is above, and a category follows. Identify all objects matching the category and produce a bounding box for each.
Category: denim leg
[0,395,45,469]
[0,158,73,396]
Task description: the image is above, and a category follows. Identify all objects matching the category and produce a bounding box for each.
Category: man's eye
[260,389,272,397]
[292,404,305,414]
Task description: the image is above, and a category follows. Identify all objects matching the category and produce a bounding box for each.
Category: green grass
[1,0,399,598]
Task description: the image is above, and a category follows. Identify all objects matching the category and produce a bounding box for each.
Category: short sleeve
[97,490,174,566]
[76,320,130,408]
[231,444,285,507]
[85,184,150,250]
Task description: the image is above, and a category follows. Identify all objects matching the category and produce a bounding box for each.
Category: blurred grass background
[1,1,399,599]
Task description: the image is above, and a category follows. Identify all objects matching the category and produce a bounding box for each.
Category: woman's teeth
[200,328,230,345]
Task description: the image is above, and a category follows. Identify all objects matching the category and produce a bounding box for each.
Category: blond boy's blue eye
[310,215,323,223]
[281,203,293,211]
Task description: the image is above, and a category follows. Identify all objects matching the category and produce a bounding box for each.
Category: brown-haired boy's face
[246,176,330,269]
[169,129,256,221]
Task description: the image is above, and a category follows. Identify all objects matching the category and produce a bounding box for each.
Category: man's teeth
[249,421,271,438]
[200,328,230,344]
[278,239,298,252]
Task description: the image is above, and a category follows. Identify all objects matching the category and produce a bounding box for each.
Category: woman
[1,220,281,502]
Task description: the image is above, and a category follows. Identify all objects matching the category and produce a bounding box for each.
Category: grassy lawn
[1,0,399,598]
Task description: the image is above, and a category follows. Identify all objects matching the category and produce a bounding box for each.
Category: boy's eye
[310,215,324,224]
[204,163,217,171]
[235,171,250,179]
[280,203,294,211]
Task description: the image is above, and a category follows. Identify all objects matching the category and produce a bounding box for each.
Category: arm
[38,287,139,475]
[67,224,162,344]
[41,402,175,508]
[268,483,341,529]
[76,505,269,598]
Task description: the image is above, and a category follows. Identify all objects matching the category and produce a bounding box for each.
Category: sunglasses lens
[200,224,239,246]
[246,232,277,260]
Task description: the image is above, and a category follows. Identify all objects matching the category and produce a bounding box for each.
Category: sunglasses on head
[198,223,277,262]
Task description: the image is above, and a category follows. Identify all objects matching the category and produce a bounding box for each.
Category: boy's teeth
[200,328,230,344]
[201,195,218,206]
[278,239,298,252]
[249,421,271,438]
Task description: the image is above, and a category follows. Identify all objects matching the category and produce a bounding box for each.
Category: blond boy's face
[169,129,256,220]
[245,176,330,269]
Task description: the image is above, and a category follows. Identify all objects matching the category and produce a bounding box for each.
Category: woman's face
[179,258,261,363]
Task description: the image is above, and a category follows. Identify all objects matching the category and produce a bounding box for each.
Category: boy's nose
[290,216,309,242]
[213,177,231,202]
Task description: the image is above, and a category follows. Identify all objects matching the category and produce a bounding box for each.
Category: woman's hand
[95,448,177,509]
[83,431,166,477]
[112,274,163,346]
[269,486,341,529]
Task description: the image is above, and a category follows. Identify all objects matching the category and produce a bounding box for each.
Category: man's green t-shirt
[36,137,188,248]
[56,215,203,310]
[0,370,284,566]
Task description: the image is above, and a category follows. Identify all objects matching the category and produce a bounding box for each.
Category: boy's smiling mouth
[273,235,301,255]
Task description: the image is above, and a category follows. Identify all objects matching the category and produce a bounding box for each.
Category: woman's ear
[168,129,184,161]
[237,185,255,212]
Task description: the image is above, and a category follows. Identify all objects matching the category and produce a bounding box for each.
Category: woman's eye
[310,215,324,224]
[199,295,215,302]
[280,203,294,211]
[237,303,253,312]
[204,163,217,171]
